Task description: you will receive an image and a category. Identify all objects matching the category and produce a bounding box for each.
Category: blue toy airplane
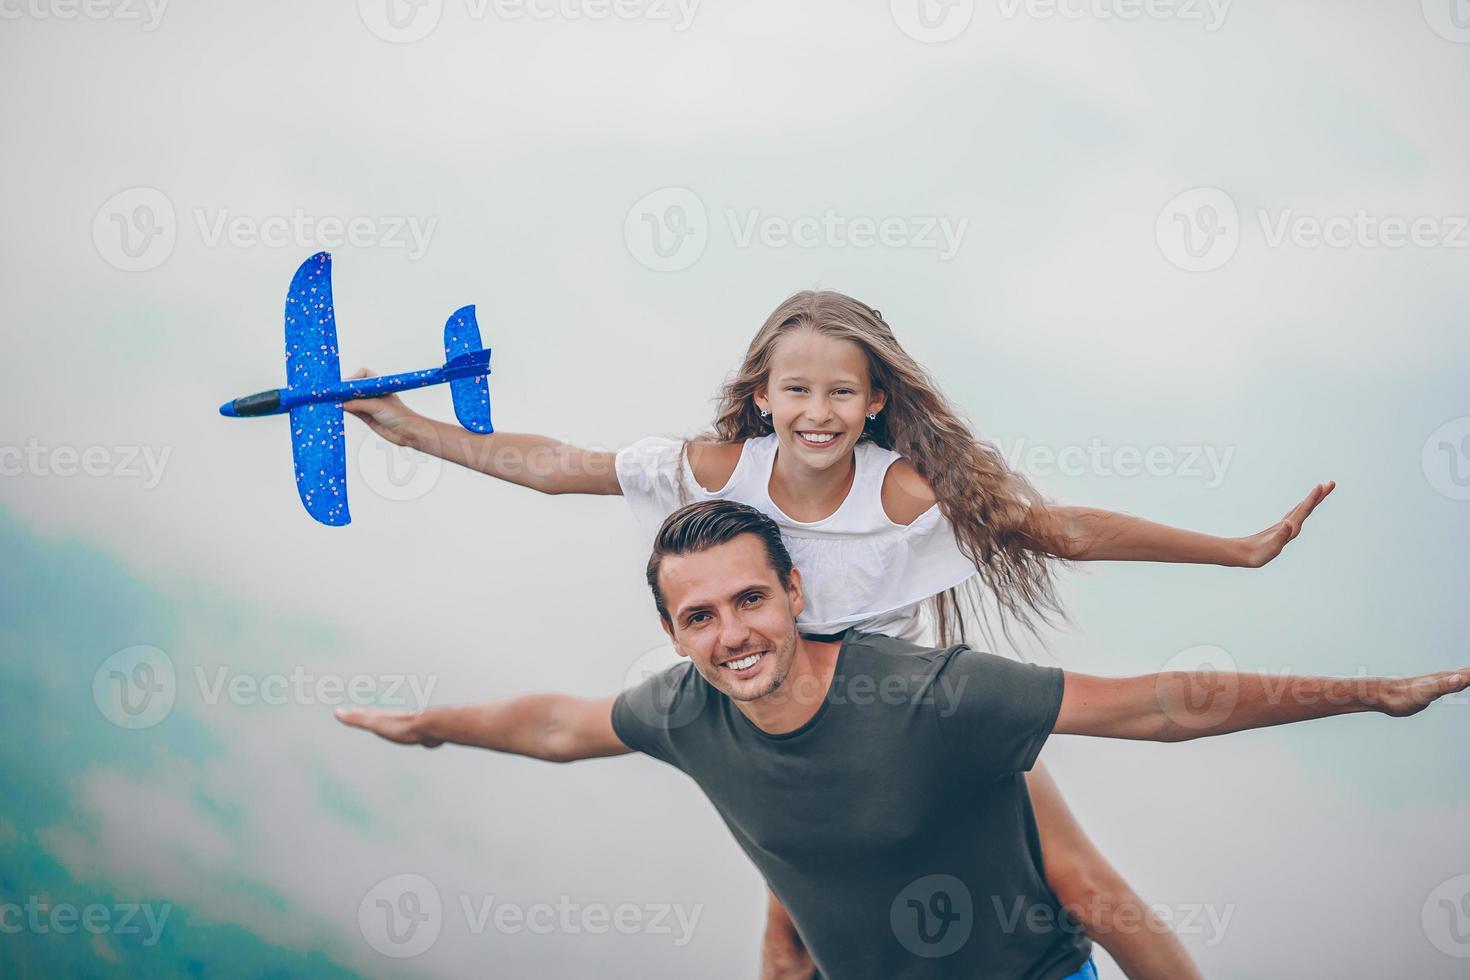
[220,251,493,526]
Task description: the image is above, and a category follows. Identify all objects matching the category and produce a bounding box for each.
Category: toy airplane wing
[444,305,494,434]
[285,252,350,526]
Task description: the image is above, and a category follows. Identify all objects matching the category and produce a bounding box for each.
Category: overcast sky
[1,1,1468,976]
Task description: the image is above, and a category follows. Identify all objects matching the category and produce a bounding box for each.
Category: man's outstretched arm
[1054,666,1469,741]
[335,694,632,762]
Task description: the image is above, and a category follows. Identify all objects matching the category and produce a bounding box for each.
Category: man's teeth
[798,432,837,444]
[722,653,763,670]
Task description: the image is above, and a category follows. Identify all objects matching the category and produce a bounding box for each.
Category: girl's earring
[759,408,770,418]
[866,413,877,420]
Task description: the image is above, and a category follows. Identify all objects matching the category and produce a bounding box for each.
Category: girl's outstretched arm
[341,369,621,496]
[1026,481,1335,567]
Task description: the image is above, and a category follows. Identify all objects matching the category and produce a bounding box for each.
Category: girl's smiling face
[756,329,886,468]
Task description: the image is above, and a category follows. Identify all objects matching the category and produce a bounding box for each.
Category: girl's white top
[615,434,977,643]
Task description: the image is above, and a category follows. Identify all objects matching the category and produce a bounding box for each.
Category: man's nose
[719,614,753,650]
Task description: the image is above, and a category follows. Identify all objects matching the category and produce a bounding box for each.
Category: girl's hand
[1372,669,1470,718]
[341,368,425,447]
[335,707,443,747]
[1236,481,1336,568]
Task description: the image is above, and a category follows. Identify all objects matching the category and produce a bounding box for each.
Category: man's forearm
[416,695,566,759]
[1150,669,1469,741]
[1059,668,1469,740]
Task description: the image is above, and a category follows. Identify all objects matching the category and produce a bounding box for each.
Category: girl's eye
[833,389,854,396]
[785,386,806,394]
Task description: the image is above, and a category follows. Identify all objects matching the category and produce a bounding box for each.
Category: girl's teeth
[799,433,836,444]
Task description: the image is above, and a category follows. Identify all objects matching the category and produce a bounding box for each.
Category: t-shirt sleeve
[610,662,704,770]
[931,647,1065,780]
[614,435,690,542]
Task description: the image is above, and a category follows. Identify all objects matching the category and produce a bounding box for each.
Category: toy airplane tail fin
[443,305,494,434]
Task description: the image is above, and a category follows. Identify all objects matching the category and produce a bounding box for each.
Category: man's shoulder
[842,629,955,663]
[612,660,714,748]
[837,630,962,692]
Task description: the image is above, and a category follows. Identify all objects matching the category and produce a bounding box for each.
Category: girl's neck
[767,443,857,523]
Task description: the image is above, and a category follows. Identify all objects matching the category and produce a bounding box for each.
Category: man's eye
[743,594,762,606]
[687,613,709,626]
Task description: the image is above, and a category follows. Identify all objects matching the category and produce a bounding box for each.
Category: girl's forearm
[404,417,622,495]
[1042,505,1245,565]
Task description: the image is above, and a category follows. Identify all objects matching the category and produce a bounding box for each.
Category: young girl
[343,291,1332,979]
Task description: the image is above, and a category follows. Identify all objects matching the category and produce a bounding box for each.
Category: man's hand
[336,707,443,747]
[1235,481,1336,568]
[1372,669,1470,718]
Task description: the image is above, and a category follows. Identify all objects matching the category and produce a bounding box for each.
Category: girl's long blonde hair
[686,290,1073,649]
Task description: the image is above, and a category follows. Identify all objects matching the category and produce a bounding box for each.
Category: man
[338,500,1467,979]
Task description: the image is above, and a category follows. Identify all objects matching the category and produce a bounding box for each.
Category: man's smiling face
[657,534,805,702]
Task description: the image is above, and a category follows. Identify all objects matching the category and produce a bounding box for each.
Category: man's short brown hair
[646,500,795,623]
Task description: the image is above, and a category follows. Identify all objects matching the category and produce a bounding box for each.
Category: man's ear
[787,566,806,620]
[659,617,690,659]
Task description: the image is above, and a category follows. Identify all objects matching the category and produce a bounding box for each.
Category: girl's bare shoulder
[685,439,745,493]
[881,458,938,526]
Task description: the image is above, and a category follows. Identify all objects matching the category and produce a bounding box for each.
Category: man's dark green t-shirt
[610,630,1093,979]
